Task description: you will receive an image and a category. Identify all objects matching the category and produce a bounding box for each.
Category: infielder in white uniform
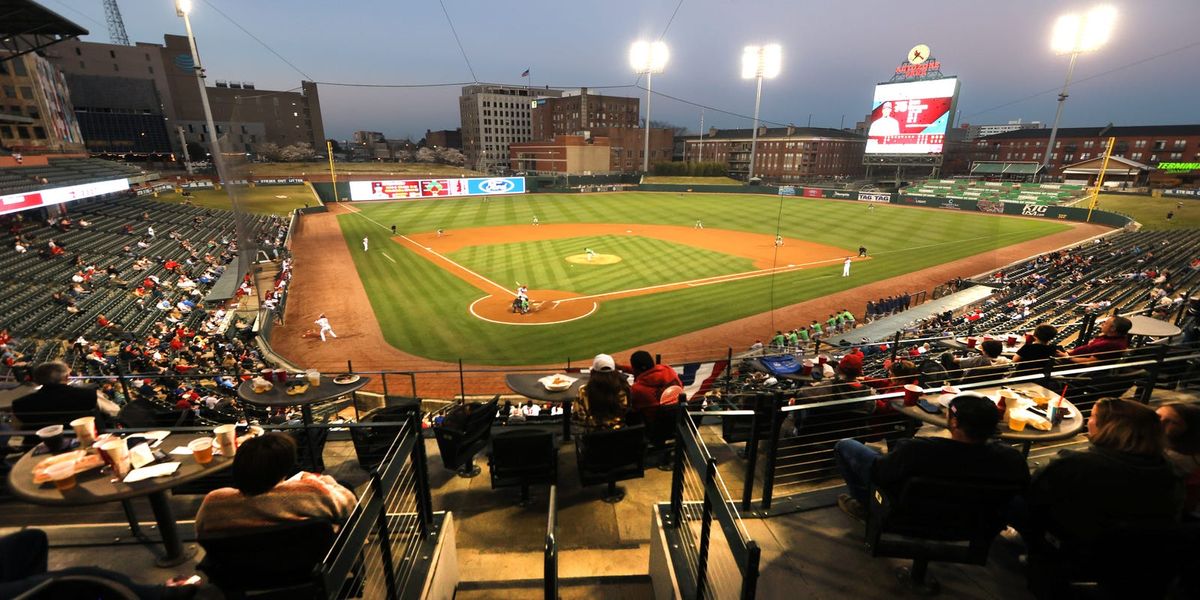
[362,237,369,252]
[842,257,852,277]
[315,314,336,341]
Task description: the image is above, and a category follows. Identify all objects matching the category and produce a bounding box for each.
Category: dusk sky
[48,0,1200,141]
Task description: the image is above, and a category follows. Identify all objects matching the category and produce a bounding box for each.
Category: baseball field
[273,192,1097,366]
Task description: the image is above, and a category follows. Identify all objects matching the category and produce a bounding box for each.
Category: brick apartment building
[683,126,866,182]
[973,124,1200,180]
[509,88,672,174]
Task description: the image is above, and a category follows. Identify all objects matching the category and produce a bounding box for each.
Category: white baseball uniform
[842,258,852,277]
[315,317,336,341]
[362,237,368,252]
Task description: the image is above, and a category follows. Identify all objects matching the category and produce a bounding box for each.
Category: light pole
[630,41,668,174]
[741,44,781,182]
[1041,5,1117,179]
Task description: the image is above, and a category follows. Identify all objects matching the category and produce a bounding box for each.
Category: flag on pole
[521,68,530,77]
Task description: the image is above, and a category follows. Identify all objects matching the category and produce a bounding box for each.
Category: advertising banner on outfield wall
[897,194,1133,228]
[0,178,129,216]
[349,177,526,201]
[857,192,892,203]
[778,186,796,196]
[802,187,825,198]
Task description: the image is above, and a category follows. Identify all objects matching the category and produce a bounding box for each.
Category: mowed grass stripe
[336,193,1073,364]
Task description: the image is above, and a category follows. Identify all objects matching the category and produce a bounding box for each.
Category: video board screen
[865,78,958,155]
[0,178,129,216]
[349,177,526,201]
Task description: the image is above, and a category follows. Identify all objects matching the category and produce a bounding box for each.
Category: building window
[1174,139,1186,148]
[79,61,85,69]
[74,47,81,56]
[109,50,116,58]
[1132,152,1143,160]
[1135,140,1146,148]
[113,63,119,72]
[148,66,153,74]
[33,126,45,139]
[19,87,32,100]
[1153,140,1166,150]
[1,86,13,99]
[1170,152,1183,159]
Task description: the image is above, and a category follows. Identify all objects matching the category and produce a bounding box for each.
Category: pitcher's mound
[565,253,621,265]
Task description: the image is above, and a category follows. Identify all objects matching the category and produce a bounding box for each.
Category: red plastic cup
[966,337,977,349]
[272,368,288,383]
[817,355,828,365]
[1007,335,1017,346]
[1025,334,1034,345]
[801,360,813,376]
[260,368,272,381]
[903,384,922,407]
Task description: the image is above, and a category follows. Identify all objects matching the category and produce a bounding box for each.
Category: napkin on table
[123,461,181,483]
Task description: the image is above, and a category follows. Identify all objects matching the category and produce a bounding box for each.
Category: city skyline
[47,0,1200,141]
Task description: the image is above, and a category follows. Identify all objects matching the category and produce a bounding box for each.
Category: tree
[649,120,689,136]
[436,147,465,165]
[393,149,414,162]
[257,143,283,162]
[279,142,316,162]
[415,147,437,163]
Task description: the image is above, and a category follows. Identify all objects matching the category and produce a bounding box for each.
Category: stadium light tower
[1040,5,1117,177]
[741,44,781,181]
[175,0,223,179]
[630,41,668,173]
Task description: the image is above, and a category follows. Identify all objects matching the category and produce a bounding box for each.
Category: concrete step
[457,574,654,600]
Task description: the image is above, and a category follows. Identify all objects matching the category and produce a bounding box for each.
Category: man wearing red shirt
[1068,316,1132,364]
[627,350,682,427]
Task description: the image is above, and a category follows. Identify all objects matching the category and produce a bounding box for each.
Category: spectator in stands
[195,433,356,534]
[943,339,1009,370]
[1012,324,1067,374]
[627,350,683,428]
[520,400,541,417]
[1158,402,1200,515]
[574,354,631,431]
[12,241,24,254]
[1067,316,1132,364]
[834,394,1029,521]
[1021,399,1181,550]
[864,359,920,413]
[12,361,119,430]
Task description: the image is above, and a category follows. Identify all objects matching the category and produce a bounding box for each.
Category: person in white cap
[574,353,631,432]
[362,237,368,252]
[314,314,336,341]
[842,257,852,277]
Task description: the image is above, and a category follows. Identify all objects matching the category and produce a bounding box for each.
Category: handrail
[544,484,558,600]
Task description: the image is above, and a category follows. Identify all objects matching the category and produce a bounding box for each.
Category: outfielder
[362,237,369,252]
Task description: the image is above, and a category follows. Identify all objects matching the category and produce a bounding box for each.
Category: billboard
[865,78,958,155]
[0,178,129,216]
[349,177,526,201]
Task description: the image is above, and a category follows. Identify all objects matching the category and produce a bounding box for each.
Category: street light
[1040,5,1117,177]
[741,44,781,181]
[630,40,668,173]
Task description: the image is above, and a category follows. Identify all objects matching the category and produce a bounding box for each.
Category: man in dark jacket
[12,361,117,430]
[834,394,1030,521]
[627,350,682,427]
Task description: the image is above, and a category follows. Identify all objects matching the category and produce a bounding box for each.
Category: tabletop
[890,381,1085,443]
[505,373,590,403]
[237,375,371,408]
[1126,315,1183,338]
[8,431,234,506]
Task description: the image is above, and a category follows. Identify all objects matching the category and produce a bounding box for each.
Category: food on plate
[32,450,104,484]
[285,383,310,396]
[333,374,360,385]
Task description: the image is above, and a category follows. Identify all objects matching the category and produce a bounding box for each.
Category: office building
[683,126,866,181]
[0,51,84,153]
[459,84,562,173]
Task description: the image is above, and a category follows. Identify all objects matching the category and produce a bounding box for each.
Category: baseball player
[436,228,444,237]
[585,247,595,262]
[775,234,783,247]
[362,236,369,252]
[315,314,336,341]
[842,257,852,277]
[695,219,703,229]
[532,215,540,226]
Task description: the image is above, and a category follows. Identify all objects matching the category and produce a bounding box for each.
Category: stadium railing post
[741,541,761,600]
[458,359,465,401]
[409,410,435,537]
[890,331,901,362]
[1139,344,1170,403]
[1177,294,1191,327]
[694,456,718,600]
[668,407,685,528]
[758,396,783,511]
[741,394,764,511]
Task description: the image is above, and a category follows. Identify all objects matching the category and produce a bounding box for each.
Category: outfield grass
[337,193,1073,364]
[449,235,754,296]
[152,184,316,215]
[250,161,483,177]
[1083,193,1200,230]
[641,176,742,185]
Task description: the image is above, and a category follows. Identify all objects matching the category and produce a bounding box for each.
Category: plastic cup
[1025,334,1035,345]
[1007,335,1018,346]
[272,369,288,384]
[966,337,977,348]
[1008,415,1028,432]
[306,369,321,387]
[902,384,923,407]
[70,416,96,448]
[801,360,813,376]
[98,438,131,476]
[213,424,238,457]
[36,425,65,452]
[189,437,214,465]
[46,461,77,491]
[817,354,828,365]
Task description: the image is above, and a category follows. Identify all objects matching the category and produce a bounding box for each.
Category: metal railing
[544,484,559,600]
[730,342,1200,515]
[665,409,761,599]
[320,410,439,599]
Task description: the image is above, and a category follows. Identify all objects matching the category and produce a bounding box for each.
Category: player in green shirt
[798,327,810,342]
[810,320,823,339]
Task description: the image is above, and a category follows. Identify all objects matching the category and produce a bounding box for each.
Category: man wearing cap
[833,394,1029,522]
